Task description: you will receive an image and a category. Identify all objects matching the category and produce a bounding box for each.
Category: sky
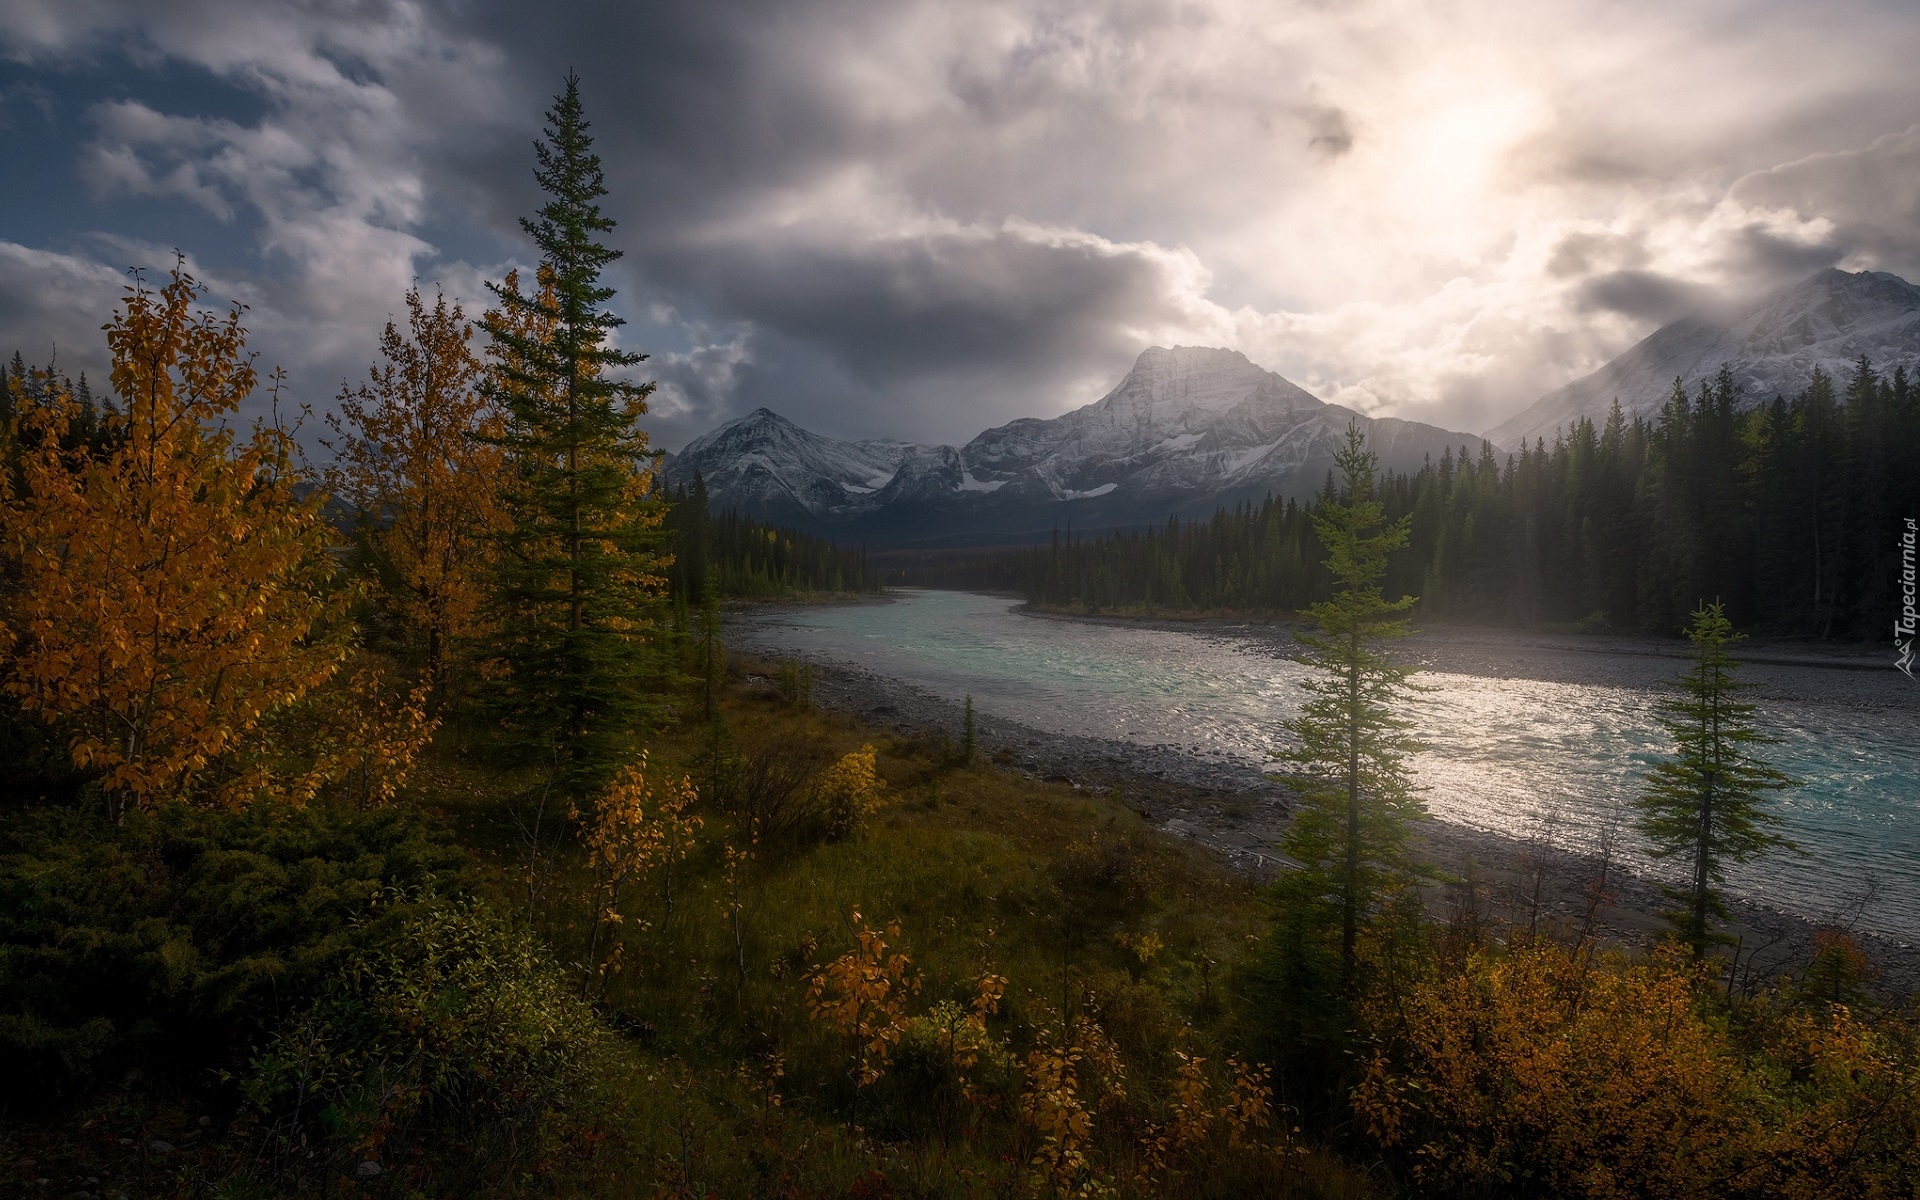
[2,0,1919,451]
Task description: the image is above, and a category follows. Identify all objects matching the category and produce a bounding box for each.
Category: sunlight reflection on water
[744,590,1920,940]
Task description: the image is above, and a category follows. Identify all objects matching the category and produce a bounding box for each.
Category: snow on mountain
[666,347,1482,544]
[663,407,923,524]
[1488,269,1920,449]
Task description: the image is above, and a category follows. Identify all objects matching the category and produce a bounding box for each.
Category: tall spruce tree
[482,75,667,794]
[1635,601,1796,960]
[1275,423,1426,991]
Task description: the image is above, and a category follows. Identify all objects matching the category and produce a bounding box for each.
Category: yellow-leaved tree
[0,264,344,818]
[324,285,506,692]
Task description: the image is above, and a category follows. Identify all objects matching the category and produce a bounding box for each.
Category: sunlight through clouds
[0,0,1916,446]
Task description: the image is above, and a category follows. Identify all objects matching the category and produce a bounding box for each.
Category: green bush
[0,800,464,1112]
[244,898,609,1181]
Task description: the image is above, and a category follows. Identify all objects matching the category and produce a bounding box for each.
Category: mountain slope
[666,346,1483,546]
[663,408,922,526]
[1489,268,1920,448]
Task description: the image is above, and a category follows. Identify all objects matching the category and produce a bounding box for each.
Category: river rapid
[740,590,1920,942]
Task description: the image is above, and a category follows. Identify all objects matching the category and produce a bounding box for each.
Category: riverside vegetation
[3,75,1919,1199]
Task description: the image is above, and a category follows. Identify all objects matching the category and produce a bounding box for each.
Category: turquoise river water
[744,590,1920,942]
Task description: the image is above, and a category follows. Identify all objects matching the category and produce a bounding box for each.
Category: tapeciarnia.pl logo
[1899,516,1917,679]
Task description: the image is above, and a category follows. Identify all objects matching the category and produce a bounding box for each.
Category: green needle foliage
[1274,423,1426,993]
[482,74,668,797]
[1636,600,1797,960]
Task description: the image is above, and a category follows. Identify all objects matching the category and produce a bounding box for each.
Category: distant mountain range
[1488,268,1920,448]
[663,346,1485,547]
[666,268,1920,545]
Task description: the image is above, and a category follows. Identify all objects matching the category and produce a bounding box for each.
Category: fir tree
[481,75,668,796]
[1635,601,1797,960]
[1274,423,1425,991]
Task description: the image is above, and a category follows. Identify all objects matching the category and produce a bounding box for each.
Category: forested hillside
[937,362,1918,639]
[661,472,881,601]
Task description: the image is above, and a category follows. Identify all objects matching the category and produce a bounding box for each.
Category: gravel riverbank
[732,602,1919,996]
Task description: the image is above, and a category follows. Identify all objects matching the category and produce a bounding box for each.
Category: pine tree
[481,75,668,795]
[1635,601,1796,960]
[1274,423,1425,991]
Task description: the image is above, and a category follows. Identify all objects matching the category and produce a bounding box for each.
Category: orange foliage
[1353,939,1920,1198]
[576,754,701,988]
[286,659,440,809]
[0,264,343,816]
[1020,1031,1098,1195]
[325,286,506,689]
[807,911,919,1088]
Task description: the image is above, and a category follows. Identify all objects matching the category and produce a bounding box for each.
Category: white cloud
[2,0,1919,447]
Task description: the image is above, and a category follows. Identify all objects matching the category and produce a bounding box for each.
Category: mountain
[1488,268,1920,449]
[662,408,921,528]
[665,346,1483,546]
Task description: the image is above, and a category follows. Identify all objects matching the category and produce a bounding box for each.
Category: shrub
[0,800,462,1111]
[243,897,609,1181]
[817,744,885,839]
[1352,939,1920,1198]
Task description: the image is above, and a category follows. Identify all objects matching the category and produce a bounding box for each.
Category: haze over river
[744,590,1920,942]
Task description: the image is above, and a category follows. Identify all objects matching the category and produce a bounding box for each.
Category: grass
[392,654,1375,1197]
[0,652,1378,1197]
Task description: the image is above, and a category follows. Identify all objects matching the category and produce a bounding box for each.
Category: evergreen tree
[1635,601,1797,960]
[481,75,668,795]
[1274,424,1426,991]
[699,565,723,722]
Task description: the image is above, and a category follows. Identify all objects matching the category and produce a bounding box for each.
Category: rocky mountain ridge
[665,346,1483,545]
[1489,268,1920,448]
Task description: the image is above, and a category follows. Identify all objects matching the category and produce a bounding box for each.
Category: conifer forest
[932,367,1920,640]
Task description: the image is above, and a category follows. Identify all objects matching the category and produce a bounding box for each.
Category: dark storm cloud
[5,0,1920,448]
[678,226,1192,379]
[1572,270,1714,324]
[1303,104,1355,157]
[1727,124,1920,281]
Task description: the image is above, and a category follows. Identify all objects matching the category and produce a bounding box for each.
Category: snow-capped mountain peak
[665,346,1482,545]
[1488,268,1920,448]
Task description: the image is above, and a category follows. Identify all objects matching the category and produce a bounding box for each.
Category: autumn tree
[1636,601,1796,960]
[481,75,669,797]
[0,264,344,819]
[324,285,505,694]
[808,910,919,1104]
[1273,423,1425,992]
[284,658,440,811]
[576,753,700,995]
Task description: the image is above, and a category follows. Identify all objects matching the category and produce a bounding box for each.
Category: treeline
[661,473,881,602]
[946,361,1919,638]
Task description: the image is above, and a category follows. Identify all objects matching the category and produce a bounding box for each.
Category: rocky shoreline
[732,609,1918,996]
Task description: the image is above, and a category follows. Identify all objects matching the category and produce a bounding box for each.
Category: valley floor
[738,614,1920,997]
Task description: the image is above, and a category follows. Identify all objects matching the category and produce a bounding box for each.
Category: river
[741,590,1920,941]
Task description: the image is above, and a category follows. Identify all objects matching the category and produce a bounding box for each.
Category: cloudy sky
[3,0,1919,449]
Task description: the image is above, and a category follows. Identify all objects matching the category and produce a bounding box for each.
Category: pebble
[148,1140,173,1155]
[355,1161,383,1178]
